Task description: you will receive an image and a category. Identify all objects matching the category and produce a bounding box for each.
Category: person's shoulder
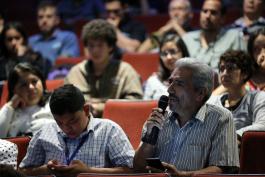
[206,102,232,119]
[29,34,42,42]
[92,118,122,131]
[56,29,78,38]
[182,30,201,41]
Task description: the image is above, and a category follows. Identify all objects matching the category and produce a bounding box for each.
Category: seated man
[104,0,147,52]
[19,84,134,177]
[29,1,80,63]
[138,0,193,53]
[65,19,143,117]
[134,58,239,176]
[182,0,245,70]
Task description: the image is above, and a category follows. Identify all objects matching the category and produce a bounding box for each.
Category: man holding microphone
[134,58,239,176]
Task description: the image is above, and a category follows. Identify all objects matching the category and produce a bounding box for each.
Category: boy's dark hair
[81,19,117,49]
[50,84,85,115]
[7,62,48,106]
[219,50,254,83]
[0,164,26,177]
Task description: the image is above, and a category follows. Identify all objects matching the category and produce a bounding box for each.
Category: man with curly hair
[65,19,143,117]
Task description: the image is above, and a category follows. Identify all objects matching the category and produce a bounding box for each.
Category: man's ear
[83,104,90,116]
[196,88,207,102]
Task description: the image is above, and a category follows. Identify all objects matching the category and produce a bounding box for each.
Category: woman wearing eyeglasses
[208,50,265,141]
[143,34,189,100]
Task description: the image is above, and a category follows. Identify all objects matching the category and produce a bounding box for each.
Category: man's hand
[146,161,184,177]
[47,160,89,177]
[144,108,167,135]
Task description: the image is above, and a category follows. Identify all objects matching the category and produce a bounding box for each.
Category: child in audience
[0,63,54,138]
[208,50,265,140]
[143,34,189,100]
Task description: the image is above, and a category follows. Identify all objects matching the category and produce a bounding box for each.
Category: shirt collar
[168,103,208,124]
[38,28,60,41]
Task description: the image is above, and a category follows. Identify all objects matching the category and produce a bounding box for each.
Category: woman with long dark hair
[143,34,189,100]
[0,63,54,138]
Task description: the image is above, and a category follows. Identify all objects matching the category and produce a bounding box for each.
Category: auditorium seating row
[55,52,160,83]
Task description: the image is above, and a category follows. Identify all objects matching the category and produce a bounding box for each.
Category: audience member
[19,84,134,177]
[247,27,265,91]
[144,34,189,100]
[0,63,54,138]
[182,0,245,70]
[208,50,265,140]
[134,58,239,175]
[0,164,26,177]
[138,0,193,53]
[0,140,18,169]
[230,0,265,38]
[0,22,51,81]
[29,1,80,63]
[56,0,105,25]
[65,19,143,117]
[104,0,147,52]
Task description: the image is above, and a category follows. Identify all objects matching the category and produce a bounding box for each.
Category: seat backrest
[5,136,31,168]
[55,57,85,66]
[239,131,265,174]
[46,79,64,92]
[103,100,157,149]
[122,53,159,83]
[0,81,8,108]
[78,173,169,177]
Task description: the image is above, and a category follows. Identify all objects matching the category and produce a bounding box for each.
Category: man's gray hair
[175,57,214,101]
[169,0,192,12]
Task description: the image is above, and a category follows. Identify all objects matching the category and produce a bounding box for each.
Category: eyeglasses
[160,49,181,58]
[106,9,121,15]
[219,63,239,72]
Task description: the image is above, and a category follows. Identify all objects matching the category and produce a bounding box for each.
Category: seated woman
[0,139,17,169]
[247,27,265,91]
[212,27,265,95]
[0,21,51,82]
[208,50,265,139]
[0,63,54,138]
[143,34,189,100]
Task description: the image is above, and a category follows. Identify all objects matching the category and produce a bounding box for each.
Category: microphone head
[158,95,168,111]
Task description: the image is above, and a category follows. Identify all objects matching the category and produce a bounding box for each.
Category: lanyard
[63,133,89,165]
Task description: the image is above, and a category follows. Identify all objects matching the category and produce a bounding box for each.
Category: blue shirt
[19,118,134,168]
[29,29,80,63]
[149,103,239,171]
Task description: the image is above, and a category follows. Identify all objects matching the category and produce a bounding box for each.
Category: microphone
[142,95,168,145]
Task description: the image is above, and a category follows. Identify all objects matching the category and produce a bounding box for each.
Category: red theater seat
[103,100,157,149]
[239,131,265,174]
[122,53,159,83]
[5,136,31,168]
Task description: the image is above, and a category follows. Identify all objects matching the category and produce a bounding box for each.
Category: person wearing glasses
[143,34,189,100]
[104,0,146,52]
[208,50,265,142]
